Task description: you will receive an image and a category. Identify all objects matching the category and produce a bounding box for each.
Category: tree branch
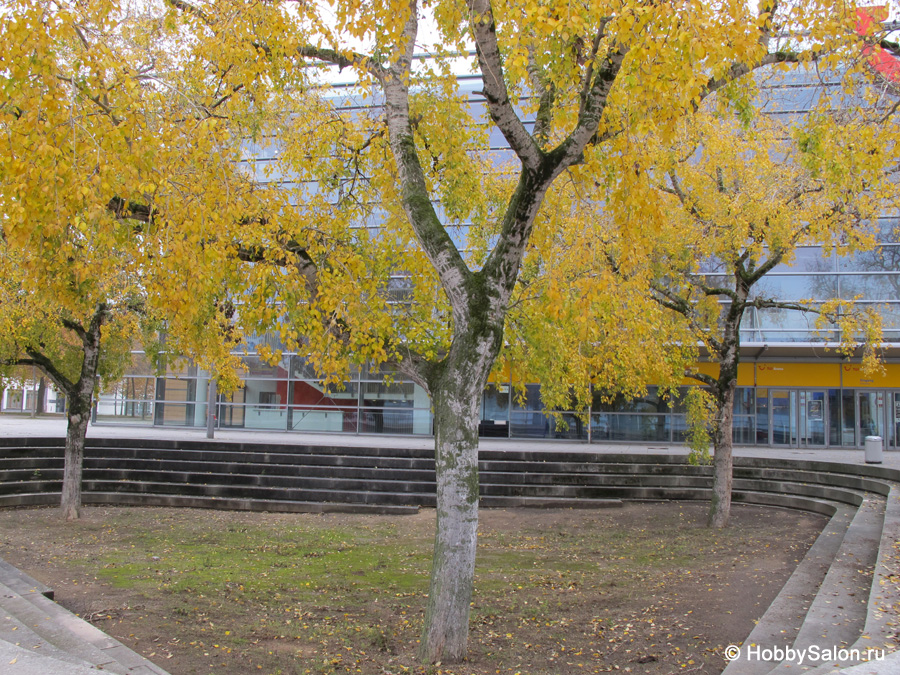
[17,350,75,394]
[381,1,472,313]
[684,369,717,387]
[165,0,211,24]
[467,0,542,170]
[553,41,628,167]
[526,49,555,148]
[650,283,725,354]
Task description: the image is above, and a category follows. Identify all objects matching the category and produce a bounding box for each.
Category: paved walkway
[2,414,899,674]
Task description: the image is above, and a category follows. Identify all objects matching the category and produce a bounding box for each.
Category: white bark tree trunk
[420,369,483,661]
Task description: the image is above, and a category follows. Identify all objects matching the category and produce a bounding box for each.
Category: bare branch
[165,0,211,24]
[684,369,717,387]
[18,350,75,394]
[381,2,471,312]
[467,0,542,169]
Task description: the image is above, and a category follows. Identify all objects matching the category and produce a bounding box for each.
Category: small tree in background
[607,94,896,528]
[0,1,259,518]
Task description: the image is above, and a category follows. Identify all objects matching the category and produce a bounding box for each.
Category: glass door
[800,390,827,447]
[893,393,900,450]
[857,391,885,445]
[771,390,796,446]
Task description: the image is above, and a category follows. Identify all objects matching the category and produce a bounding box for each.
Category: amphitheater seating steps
[1,436,899,673]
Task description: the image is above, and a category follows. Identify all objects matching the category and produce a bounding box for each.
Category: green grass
[3,503,823,674]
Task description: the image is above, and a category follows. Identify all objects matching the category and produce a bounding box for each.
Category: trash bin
[865,436,883,464]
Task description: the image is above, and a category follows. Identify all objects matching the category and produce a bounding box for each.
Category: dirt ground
[0,502,826,675]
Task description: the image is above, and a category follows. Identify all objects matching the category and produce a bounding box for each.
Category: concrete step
[0,559,54,601]
[0,639,110,674]
[0,579,167,674]
[750,494,887,675]
[722,503,857,675]
[0,555,171,674]
[802,485,900,674]
[82,492,421,514]
[1,611,102,671]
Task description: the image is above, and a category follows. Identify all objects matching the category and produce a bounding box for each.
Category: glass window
[828,389,842,446]
[763,247,834,274]
[513,384,543,411]
[592,387,668,413]
[756,388,769,444]
[733,388,755,415]
[755,307,822,330]
[839,246,900,272]
[874,216,900,243]
[839,275,900,302]
[361,361,414,382]
[125,352,161,377]
[751,275,837,302]
[733,416,755,444]
[242,332,286,353]
[362,381,415,400]
[670,386,703,415]
[162,357,197,377]
[605,413,668,442]
[482,384,510,420]
[243,355,290,378]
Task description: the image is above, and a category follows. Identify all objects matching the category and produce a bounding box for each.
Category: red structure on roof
[857,6,900,84]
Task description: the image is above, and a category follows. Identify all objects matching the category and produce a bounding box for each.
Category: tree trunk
[419,374,482,662]
[708,382,735,528]
[59,313,103,521]
[61,402,90,521]
[707,298,744,529]
[418,309,503,662]
[35,377,46,415]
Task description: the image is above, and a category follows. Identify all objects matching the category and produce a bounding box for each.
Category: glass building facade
[80,65,900,449]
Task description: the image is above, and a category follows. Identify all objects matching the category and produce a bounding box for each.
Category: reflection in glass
[756,388,769,444]
[764,247,834,274]
[839,274,900,301]
[800,390,826,446]
[751,275,836,302]
[771,389,795,445]
[858,391,884,439]
[733,416,755,444]
[841,391,856,446]
[839,245,900,272]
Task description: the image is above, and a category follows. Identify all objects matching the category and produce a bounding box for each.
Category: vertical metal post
[206,376,217,439]
[30,366,37,418]
[507,367,512,439]
[587,382,592,445]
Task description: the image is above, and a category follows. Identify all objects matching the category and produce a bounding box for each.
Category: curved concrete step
[722,504,857,675]
[0,640,111,674]
[0,578,170,674]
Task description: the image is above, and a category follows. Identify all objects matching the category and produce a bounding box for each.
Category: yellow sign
[683,362,754,386]
[756,362,841,387]
[841,363,900,388]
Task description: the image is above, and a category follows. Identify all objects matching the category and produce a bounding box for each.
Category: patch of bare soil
[0,502,825,674]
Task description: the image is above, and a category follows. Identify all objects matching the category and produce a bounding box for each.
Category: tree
[504,8,900,530]
[0,0,254,519]
[655,107,893,527]
[155,0,888,662]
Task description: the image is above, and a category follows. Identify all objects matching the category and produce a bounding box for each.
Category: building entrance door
[857,391,885,446]
[892,393,900,450]
[800,390,827,447]
[771,389,796,446]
